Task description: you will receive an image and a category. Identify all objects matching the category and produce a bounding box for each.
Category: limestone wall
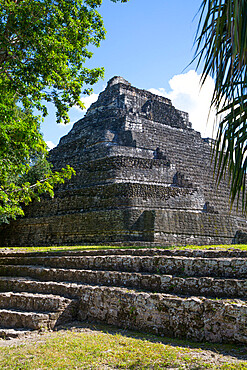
[78,285,247,344]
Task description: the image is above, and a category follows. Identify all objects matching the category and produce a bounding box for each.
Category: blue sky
[43,0,216,149]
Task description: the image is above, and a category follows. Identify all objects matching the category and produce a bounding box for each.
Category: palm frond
[195,0,247,211]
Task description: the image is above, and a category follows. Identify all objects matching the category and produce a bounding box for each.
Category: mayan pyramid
[1,76,247,247]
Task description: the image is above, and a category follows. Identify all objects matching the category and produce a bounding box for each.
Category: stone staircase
[0,248,247,344]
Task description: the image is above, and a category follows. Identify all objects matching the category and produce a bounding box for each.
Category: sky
[43,0,217,150]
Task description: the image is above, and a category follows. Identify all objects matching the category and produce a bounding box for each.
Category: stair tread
[0,308,51,316]
[2,254,247,261]
[0,308,59,330]
[1,255,246,280]
[0,291,73,301]
[0,248,247,258]
[0,328,33,338]
[0,275,84,285]
[1,264,247,281]
[0,276,246,304]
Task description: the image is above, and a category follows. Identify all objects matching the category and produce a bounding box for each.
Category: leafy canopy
[0,88,76,224]
[0,0,117,122]
[0,0,127,224]
[195,0,247,210]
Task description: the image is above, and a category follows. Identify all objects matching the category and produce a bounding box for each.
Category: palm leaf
[195,0,247,211]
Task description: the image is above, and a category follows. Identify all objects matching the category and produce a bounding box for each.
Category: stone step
[0,328,33,339]
[0,248,247,344]
[0,277,86,299]
[0,286,78,333]
[0,292,74,313]
[0,255,246,278]
[0,276,247,343]
[0,265,246,299]
[0,248,247,258]
[0,309,52,330]
[77,285,247,345]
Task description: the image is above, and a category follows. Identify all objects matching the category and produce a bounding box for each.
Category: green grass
[1,329,247,369]
[3,244,247,253]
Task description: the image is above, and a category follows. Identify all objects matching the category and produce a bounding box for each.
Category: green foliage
[0,89,75,224]
[0,0,126,224]
[0,0,107,122]
[19,155,53,186]
[195,0,247,210]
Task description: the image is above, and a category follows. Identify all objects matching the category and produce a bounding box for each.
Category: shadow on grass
[56,320,247,362]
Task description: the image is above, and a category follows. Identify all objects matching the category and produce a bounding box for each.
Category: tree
[0,0,127,224]
[195,0,247,210]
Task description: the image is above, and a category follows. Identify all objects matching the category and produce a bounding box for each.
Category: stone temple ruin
[1,77,247,345]
[1,76,247,247]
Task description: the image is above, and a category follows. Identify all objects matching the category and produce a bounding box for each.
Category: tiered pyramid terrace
[0,76,247,246]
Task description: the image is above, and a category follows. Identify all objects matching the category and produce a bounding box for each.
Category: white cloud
[46,141,56,150]
[57,93,100,126]
[74,93,99,112]
[57,120,73,127]
[149,70,217,138]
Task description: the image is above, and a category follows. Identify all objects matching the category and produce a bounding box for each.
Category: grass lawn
[2,244,247,253]
[0,324,247,369]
